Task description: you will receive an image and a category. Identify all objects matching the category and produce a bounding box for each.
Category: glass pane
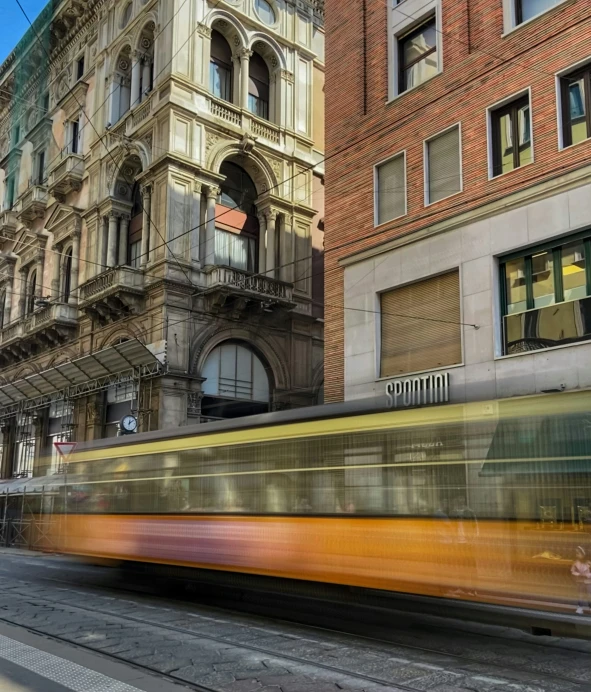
[210,62,231,101]
[562,241,587,301]
[531,251,555,309]
[505,258,527,314]
[403,54,438,91]
[498,112,515,175]
[517,104,532,167]
[402,22,436,68]
[568,78,588,145]
[519,0,561,23]
[255,0,276,25]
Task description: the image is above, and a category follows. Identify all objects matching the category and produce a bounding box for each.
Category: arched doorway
[214,161,259,272]
[201,341,271,419]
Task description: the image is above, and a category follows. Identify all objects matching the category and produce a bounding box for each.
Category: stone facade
[0,0,324,478]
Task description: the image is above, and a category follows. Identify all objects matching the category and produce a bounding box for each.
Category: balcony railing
[209,97,242,127]
[0,303,77,347]
[80,266,144,304]
[250,115,280,144]
[206,266,293,303]
[15,184,48,222]
[0,209,18,239]
[131,97,153,128]
[47,153,84,199]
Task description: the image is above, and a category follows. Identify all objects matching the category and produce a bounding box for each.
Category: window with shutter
[380,270,462,377]
[426,126,461,204]
[375,153,406,225]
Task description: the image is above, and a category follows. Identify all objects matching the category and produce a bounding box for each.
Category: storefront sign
[386,371,450,409]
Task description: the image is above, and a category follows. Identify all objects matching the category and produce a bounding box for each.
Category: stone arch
[248,33,286,72]
[209,145,277,196]
[191,326,289,392]
[47,348,77,368]
[12,364,39,381]
[109,152,144,201]
[133,15,157,50]
[110,40,133,74]
[96,324,145,351]
[206,10,249,49]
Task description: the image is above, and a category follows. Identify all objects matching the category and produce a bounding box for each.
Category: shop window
[398,17,438,94]
[560,63,591,148]
[248,53,270,120]
[374,153,406,225]
[501,233,591,354]
[380,270,462,377]
[425,125,462,204]
[490,94,532,177]
[210,30,233,103]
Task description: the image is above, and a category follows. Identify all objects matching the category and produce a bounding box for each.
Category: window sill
[425,188,463,208]
[386,71,442,106]
[495,336,591,361]
[558,135,591,153]
[488,158,534,182]
[374,211,407,229]
[501,0,572,38]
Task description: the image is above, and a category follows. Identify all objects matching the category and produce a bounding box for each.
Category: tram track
[1,563,591,692]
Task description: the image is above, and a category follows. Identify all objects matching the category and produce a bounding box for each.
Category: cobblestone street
[0,552,590,692]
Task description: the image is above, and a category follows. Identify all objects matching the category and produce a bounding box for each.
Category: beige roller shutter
[380,270,461,377]
[376,154,405,224]
[427,126,461,204]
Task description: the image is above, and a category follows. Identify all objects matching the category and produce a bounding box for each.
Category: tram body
[48,391,591,611]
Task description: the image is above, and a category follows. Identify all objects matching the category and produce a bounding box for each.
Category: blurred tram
[46,390,591,612]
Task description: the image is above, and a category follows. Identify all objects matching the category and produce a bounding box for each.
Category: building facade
[325,0,591,406]
[0,0,325,479]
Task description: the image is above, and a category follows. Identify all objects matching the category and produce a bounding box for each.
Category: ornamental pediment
[45,204,82,245]
[55,80,89,118]
[13,228,47,268]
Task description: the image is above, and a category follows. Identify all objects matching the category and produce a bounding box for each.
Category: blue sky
[0,0,47,63]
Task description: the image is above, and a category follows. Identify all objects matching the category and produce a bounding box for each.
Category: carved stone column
[239,49,253,111]
[4,258,15,325]
[70,230,81,305]
[204,186,219,267]
[51,244,61,301]
[265,210,277,278]
[142,55,152,98]
[106,213,119,268]
[140,185,151,268]
[257,212,267,274]
[35,250,45,301]
[18,268,27,317]
[130,51,142,108]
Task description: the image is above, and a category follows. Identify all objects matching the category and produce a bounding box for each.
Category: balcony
[0,210,18,240]
[0,303,77,364]
[209,96,242,127]
[79,266,145,324]
[204,266,295,314]
[504,297,591,354]
[249,114,281,145]
[15,185,48,223]
[47,153,84,200]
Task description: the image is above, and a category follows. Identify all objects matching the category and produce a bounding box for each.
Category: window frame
[373,150,407,227]
[488,91,533,179]
[423,122,463,206]
[397,15,437,96]
[500,231,591,317]
[558,62,591,149]
[513,0,565,28]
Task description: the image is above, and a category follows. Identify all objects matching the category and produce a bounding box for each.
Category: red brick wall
[324,0,591,402]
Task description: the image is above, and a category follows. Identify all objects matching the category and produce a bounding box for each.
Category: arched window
[121,2,133,28]
[210,30,233,103]
[216,162,259,272]
[27,270,37,314]
[201,342,270,419]
[62,248,73,303]
[255,0,276,25]
[248,52,270,120]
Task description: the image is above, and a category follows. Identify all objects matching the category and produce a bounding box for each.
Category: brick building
[325,0,591,407]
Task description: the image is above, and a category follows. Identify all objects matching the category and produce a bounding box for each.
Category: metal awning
[0,340,165,418]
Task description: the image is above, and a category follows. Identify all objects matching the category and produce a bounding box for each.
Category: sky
[0,0,47,64]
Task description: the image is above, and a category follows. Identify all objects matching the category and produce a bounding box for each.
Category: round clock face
[121,415,137,432]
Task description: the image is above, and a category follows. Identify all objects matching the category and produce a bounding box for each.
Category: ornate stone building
[0,0,324,478]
